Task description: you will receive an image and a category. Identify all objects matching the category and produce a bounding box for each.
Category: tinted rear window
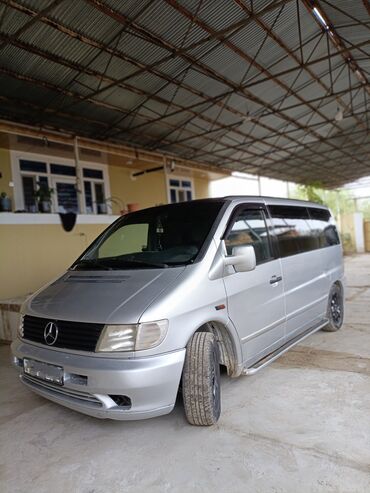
[269,205,340,258]
[308,207,340,247]
[269,205,316,257]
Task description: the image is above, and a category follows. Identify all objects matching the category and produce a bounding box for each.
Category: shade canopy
[0,0,369,187]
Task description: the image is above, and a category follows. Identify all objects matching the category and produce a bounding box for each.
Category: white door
[223,206,286,365]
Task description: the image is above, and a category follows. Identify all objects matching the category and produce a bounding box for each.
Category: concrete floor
[1,255,370,493]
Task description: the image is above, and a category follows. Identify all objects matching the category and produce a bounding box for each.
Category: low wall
[0,298,22,342]
[0,213,118,299]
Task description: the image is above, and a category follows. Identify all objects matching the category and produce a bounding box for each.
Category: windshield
[72,200,225,270]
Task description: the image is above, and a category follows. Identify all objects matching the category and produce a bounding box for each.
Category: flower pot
[40,201,52,213]
[97,203,107,214]
[0,197,11,212]
[127,203,140,212]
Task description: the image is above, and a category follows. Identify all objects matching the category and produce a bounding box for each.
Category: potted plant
[0,192,12,212]
[102,196,126,215]
[34,182,54,213]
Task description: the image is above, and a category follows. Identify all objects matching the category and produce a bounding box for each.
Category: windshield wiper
[118,258,169,268]
[75,257,169,270]
[72,259,114,270]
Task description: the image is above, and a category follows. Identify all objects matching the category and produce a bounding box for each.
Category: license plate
[23,358,64,386]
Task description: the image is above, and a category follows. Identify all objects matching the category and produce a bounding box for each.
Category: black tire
[322,283,344,332]
[182,332,221,426]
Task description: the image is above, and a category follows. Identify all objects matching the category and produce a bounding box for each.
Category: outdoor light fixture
[355,70,366,84]
[335,107,344,122]
[231,171,257,180]
[313,7,328,29]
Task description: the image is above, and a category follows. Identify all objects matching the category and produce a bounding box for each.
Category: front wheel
[322,283,344,332]
[182,332,221,426]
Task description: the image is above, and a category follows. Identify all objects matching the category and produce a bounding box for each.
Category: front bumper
[11,339,185,420]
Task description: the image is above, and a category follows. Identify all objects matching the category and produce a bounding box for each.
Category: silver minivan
[11,196,344,425]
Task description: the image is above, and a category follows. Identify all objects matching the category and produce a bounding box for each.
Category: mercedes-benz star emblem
[44,321,59,345]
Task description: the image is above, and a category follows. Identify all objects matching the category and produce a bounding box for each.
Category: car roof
[222,195,329,209]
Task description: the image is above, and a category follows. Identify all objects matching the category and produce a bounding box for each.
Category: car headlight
[18,315,24,339]
[96,320,168,352]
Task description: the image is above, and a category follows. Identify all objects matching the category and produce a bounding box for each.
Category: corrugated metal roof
[0,0,369,187]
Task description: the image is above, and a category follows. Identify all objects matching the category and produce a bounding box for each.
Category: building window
[55,182,79,213]
[50,163,77,176]
[20,160,47,173]
[22,175,38,212]
[82,168,106,214]
[83,168,103,179]
[94,182,106,214]
[168,177,194,203]
[15,155,109,214]
[20,160,49,213]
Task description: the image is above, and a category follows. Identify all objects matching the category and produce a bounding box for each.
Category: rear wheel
[182,332,221,426]
[322,283,344,332]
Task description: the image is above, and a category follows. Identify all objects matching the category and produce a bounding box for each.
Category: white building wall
[354,212,365,253]
[210,173,290,199]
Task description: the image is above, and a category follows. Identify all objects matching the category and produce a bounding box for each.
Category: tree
[290,182,355,219]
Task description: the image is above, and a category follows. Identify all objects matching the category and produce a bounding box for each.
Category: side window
[308,208,340,247]
[269,205,316,257]
[225,209,272,265]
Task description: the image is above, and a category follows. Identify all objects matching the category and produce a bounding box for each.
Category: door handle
[270,275,282,284]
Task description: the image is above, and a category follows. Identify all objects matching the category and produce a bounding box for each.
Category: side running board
[242,320,328,376]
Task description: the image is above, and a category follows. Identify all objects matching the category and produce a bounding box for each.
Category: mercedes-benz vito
[11,196,344,425]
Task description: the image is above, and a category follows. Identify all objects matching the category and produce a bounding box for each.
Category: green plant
[290,182,355,219]
[298,182,325,204]
[33,182,54,202]
[355,199,370,220]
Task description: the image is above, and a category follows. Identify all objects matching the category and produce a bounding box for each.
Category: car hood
[25,267,185,324]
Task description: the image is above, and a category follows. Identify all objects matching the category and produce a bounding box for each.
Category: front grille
[23,315,104,352]
[22,375,102,408]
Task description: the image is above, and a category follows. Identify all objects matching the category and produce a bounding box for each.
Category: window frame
[166,175,195,204]
[222,203,276,265]
[11,150,111,214]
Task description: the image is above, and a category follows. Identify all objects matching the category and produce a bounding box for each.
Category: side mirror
[224,245,256,272]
